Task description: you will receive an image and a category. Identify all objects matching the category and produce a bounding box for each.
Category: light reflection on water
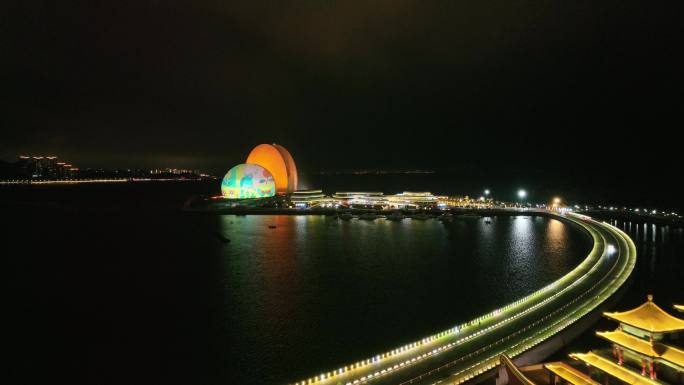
[219,215,590,384]
[607,219,683,306]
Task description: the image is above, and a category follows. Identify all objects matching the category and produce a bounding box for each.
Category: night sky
[3,2,682,207]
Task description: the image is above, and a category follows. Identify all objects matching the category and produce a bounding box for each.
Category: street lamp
[517,189,526,207]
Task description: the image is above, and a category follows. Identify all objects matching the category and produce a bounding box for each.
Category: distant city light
[484,189,490,196]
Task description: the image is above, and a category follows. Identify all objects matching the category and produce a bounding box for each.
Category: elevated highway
[290,211,636,385]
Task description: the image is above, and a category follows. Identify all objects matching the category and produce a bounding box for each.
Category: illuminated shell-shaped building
[221,163,276,199]
[246,144,298,194]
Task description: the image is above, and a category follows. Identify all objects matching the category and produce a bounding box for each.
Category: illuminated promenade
[290,211,637,385]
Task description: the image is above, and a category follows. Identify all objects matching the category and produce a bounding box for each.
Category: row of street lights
[479,188,526,202]
[480,188,562,208]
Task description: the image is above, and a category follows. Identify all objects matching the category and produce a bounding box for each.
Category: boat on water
[438,213,454,222]
[386,211,405,221]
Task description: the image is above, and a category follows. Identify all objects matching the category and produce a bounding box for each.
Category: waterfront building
[32,156,45,177]
[218,143,298,199]
[438,195,493,208]
[17,155,62,178]
[221,163,276,199]
[246,143,298,194]
[387,191,438,209]
[61,164,78,179]
[45,156,58,177]
[17,155,32,176]
[327,191,439,209]
[290,189,329,208]
[332,192,385,208]
[55,162,67,178]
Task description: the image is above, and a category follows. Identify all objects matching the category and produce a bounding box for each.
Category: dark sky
[2,1,682,204]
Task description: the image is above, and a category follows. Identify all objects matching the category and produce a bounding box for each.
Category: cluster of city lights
[239,185,681,221]
[292,215,634,385]
[596,206,680,218]
[0,179,130,185]
[0,178,204,185]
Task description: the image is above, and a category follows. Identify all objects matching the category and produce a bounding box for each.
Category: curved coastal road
[290,212,636,385]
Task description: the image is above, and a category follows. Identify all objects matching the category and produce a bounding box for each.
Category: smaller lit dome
[221,163,276,199]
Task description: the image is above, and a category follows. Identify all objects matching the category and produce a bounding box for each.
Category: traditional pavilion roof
[500,354,536,385]
[571,352,663,385]
[544,362,600,385]
[675,305,684,313]
[603,295,684,333]
[596,329,684,370]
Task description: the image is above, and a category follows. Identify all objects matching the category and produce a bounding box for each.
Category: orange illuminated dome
[246,143,298,194]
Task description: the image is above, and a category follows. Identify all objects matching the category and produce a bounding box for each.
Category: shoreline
[183,199,684,227]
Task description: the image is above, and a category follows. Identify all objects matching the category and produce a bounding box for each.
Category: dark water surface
[4,183,593,385]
